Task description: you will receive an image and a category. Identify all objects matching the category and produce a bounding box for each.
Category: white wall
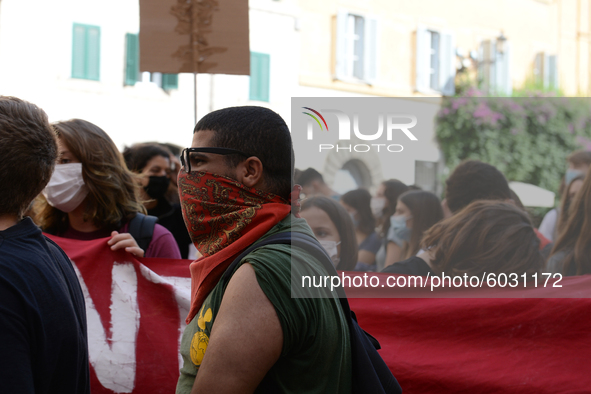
[203,0,302,126]
[0,0,305,150]
[0,0,195,150]
[0,0,441,188]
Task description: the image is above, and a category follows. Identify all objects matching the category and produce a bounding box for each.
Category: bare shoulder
[191,263,283,393]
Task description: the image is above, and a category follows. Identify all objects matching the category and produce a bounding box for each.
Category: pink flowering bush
[436,96,591,193]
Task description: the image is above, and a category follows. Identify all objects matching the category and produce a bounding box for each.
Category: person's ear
[235,157,264,189]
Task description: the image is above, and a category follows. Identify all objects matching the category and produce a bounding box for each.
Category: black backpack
[222,231,402,394]
[128,213,158,252]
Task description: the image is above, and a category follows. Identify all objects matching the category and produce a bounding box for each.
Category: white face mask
[390,214,412,242]
[42,163,89,213]
[370,197,386,216]
[319,240,341,267]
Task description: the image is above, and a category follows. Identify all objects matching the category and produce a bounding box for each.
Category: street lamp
[456,32,508,72]
[497,32,507,55]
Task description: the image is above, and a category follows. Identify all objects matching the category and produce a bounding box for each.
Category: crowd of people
[296,151,591,277]
[1,94,590,393]
[33,119,192,260]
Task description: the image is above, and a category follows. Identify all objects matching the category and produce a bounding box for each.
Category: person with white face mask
[42,163,89,213]
[370,196,386,217]
[299,196,358,271]
[35,119,181,259]
[539,150,591,242]
[381,190,444,269]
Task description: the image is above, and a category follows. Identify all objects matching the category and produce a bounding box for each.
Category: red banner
[48,235,591,393]
[46,234,192,394]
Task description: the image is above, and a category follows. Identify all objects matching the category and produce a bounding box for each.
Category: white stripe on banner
[74,262,140,393]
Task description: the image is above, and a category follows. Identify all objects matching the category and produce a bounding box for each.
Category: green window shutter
[125,33,140,86]
[86,26,101,80]
[162,74,178,90]
[72,24,87,79]
[249,52,270,102]
[71,23,100,80]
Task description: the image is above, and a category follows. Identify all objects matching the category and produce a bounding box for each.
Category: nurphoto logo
[301,107,419,153]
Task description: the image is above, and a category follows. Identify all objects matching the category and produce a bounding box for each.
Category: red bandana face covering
[178,170,292,324]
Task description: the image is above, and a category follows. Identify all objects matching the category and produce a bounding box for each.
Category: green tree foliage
[436,90,591,195]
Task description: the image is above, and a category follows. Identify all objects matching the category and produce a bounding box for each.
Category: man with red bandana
[175,106,353,394]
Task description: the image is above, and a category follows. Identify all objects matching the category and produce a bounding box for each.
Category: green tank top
[176,215,352,394]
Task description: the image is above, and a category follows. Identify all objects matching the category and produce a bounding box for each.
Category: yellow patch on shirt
[191,307,212,366]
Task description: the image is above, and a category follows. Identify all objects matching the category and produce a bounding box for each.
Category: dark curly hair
[445,160,511,213]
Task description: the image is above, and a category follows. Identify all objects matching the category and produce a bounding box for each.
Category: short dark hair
[301,196,358,271]
[297,168,324,187]
[294,168,303,184]
[158,142,182,157]
[567,150,591,167]
[445,160,511,213]
[341,188,375,235]
[143,141,183,157]
[194,106,294,199]
[0,96,56,217]
[123,143,172,173]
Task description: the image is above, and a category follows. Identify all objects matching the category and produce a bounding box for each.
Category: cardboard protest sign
[139,0,249,74]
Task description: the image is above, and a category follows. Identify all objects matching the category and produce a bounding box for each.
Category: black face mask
[144,176,171,200]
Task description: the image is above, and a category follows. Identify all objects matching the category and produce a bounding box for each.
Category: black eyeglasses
[180,147,252,173]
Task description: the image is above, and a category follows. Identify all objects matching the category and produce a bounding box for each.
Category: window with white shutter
[439,32,456,95]
[416,26,456,95]
[428,31,440,90]
[534,52,558,90]
[336,11,378,83]
[547,55,558,90]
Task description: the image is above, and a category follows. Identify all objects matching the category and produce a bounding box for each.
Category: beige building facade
[294,0,591,193]
[298,0,591,97]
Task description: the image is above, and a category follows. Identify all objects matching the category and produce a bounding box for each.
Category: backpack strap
[128,213,158,252]
[220,232,293,283]
[221,231,373,342]
[221,230,401,393]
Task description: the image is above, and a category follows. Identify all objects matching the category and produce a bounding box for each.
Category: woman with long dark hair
[341,189,381,271]
[554,175,585,240]
[547,171,591,276]
[123,143,193,258]
[36,119,181,258]
[300,196,358,271]
[382,190,443,268]
[374,180,409,271]
[375,179,409,238]
[383,201,544,277]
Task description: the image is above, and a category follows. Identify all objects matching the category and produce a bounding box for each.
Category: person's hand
[107,231,145,258]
